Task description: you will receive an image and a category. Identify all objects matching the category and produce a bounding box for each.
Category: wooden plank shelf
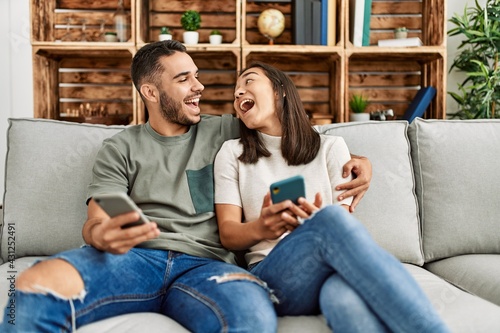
[30,0,446,125]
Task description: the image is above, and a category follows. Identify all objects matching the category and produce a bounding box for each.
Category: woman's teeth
[240,99,254,112]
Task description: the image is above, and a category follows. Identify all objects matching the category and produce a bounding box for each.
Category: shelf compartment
[348,0,445,47]
[346,52,445,121]
[243,0,292,45]
[138,0,240,45]
[243,48,343,123]
[33,47,135,125]
[32,0,134,43]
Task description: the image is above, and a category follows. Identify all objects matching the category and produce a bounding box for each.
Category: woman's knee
[16,258,84,297]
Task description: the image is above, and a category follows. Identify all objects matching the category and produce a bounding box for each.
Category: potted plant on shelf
[180,10,201,45]
[159,27,172,41]
[209,29,223,45]
[349,94,370,121]
[447,0,500,119]
[394,27,408,39]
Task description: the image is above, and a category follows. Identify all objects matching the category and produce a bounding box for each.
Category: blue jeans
[249,205,451,333]
[1,247,277,333]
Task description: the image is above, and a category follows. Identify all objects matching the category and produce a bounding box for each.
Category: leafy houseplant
[181,10,201,44]
[448,0,500,119]
[349,94,370,121]
[209,29,222,45]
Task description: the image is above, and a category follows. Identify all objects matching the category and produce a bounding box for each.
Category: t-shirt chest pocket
[186,164,214,214]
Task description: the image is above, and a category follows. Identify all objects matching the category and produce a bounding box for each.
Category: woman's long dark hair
[238,62,321,165]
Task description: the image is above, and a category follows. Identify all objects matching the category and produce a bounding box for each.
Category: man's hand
[84,200,160,254]
[336,155,372,212]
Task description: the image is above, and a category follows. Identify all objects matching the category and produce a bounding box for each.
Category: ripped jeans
[0,247,277,333]
[249,205,451,333]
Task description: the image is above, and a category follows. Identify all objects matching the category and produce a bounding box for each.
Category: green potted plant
[209,29,222,45]
[159,27,172,41]
[349,94,370,121]
[180,10,201,44]
[447,0,500,119]
[394,27,408,39]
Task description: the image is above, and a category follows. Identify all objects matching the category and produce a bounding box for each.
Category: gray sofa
[1,117,500,332]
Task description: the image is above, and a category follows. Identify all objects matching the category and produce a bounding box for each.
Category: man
[1,40,371,332]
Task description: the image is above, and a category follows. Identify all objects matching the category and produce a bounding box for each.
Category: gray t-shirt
[87,114,240,264]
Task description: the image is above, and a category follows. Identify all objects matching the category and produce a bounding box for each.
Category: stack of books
[293,0,337,46]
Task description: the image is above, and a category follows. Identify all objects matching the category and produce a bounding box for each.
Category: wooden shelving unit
[30,0,446,125]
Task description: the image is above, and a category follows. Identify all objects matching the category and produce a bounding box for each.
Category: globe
[257,9,285,44]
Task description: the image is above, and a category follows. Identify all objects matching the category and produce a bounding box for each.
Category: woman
[214,62,450,332]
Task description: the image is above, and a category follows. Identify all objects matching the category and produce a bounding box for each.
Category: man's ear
[140,84,159,103]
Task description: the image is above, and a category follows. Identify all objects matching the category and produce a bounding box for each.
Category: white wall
[0,0,33,198]
[0,0,486,197]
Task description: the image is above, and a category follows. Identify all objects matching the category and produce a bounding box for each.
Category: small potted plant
[180,10,201,45]
[209,29,223,45]
[159,27,172,41]
[394,27,408,39]
[349,94,370,121]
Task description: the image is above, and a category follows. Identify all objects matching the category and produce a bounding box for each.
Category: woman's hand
[255,192,300,239]
[336,154,372,212]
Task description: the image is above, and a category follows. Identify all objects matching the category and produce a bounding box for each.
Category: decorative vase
[183,31,199,45]
[209,34,222,45]
[159,34,172,41]
[104,32,118,42]
[394,31,408,39]
[349,113,370,122]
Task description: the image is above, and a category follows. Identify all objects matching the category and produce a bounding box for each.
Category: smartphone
[93,192,150,229]
[270,175,306,205]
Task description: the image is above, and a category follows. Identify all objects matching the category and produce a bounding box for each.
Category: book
[312,0,322,45]
[294,0,322,45]
[377,37,423,47]
[293,0,306,44]
[320,0,328,45]
[327,0,337,46]
[349,0,365,46]
[362,0,372,46]
[403,87,436,123]
[348,0,371,46]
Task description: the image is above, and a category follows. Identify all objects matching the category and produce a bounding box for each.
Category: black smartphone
[270,175,306,205]
[93,192,150,229]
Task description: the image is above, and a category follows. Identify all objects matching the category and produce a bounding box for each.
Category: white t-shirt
[214,132,353,265]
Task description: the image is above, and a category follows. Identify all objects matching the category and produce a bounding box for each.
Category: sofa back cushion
[318,121,423,265]
[408,118,500,262]
[1,118,124,261]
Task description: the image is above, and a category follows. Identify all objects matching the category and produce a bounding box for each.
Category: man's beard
[159,90,199,126]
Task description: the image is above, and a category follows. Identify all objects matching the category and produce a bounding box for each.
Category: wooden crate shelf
[138,0,240,45]
[32,46,135,124]
[346,51,445,121]
[32,0,134,44]
[351,0,445,47]
[31,0,446,125]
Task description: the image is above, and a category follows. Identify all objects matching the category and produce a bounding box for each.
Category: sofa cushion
[317,121,423,265]
[404,264,500,333]
[425,254,500,307]
[408,118,500,262]
[0,118,125,261]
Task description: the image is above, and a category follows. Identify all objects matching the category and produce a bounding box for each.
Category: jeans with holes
[249,205,451,333]
[1,247,277,333]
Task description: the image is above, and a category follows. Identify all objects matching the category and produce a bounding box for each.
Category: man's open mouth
[185,97,200,107]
